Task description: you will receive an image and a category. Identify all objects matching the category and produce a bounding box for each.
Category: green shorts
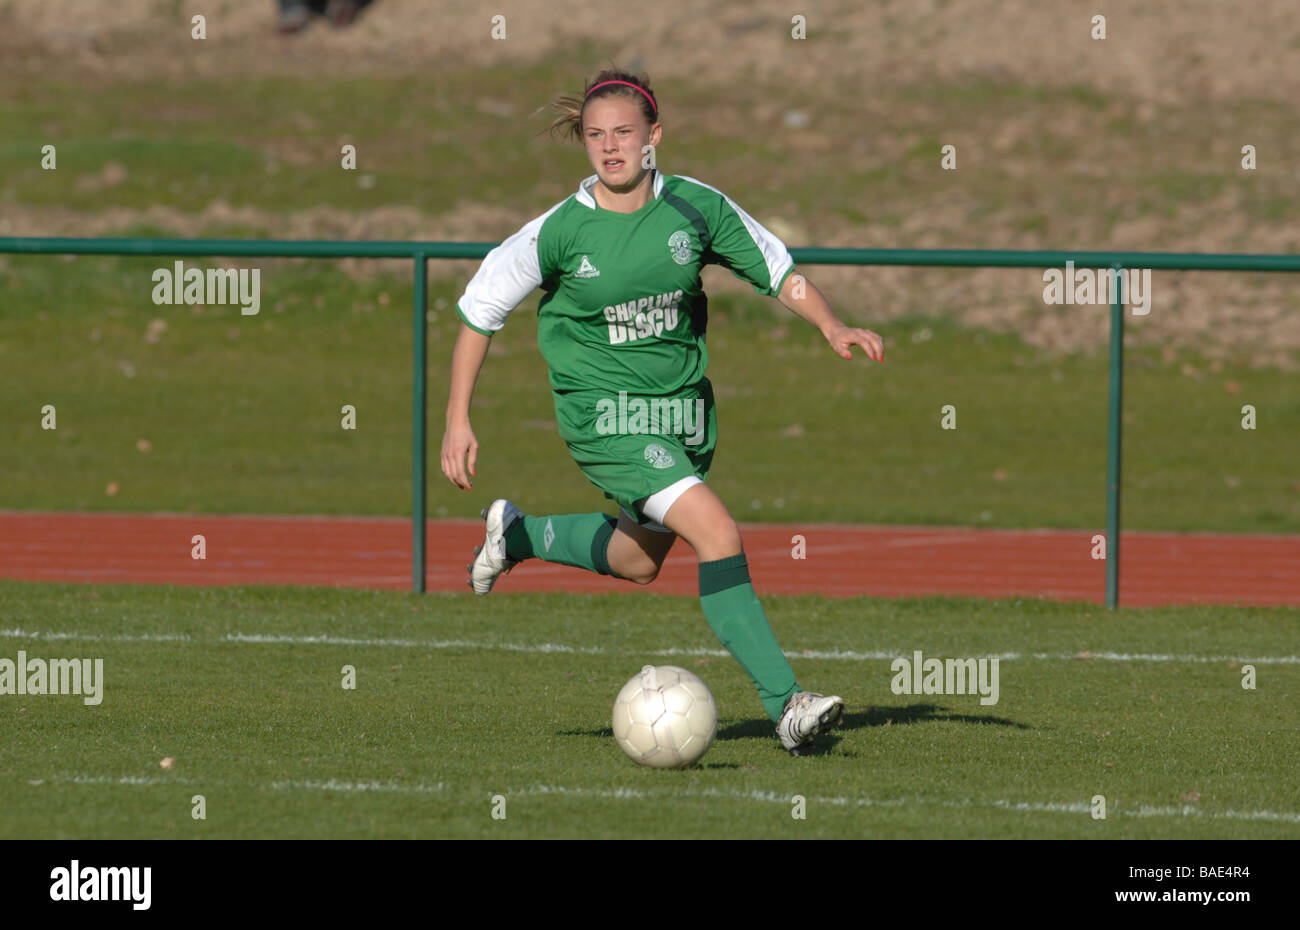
[552,379,717,525]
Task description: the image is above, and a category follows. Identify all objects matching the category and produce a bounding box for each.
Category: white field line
[1,627,1297,665]
[266,779,446,794]
[32,775,1300,824]
[36,774,445,794]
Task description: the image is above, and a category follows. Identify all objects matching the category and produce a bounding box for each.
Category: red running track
[2,511,1297,607]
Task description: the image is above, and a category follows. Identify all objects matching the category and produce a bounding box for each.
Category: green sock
[699,554,799,722]
[504,513,618,576]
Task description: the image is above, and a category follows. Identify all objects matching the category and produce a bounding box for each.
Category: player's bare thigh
[607,509,677,585]
[660,483,743,562]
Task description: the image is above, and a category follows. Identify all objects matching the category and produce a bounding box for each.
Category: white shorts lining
[619,507,675,534]
[639,475,703,527]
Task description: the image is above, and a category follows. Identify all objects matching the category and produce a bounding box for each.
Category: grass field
[1,580,1296,839]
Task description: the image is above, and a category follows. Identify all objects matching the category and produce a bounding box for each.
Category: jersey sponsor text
[602,289,685,344]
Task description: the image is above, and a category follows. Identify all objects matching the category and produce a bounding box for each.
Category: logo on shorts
[643,443,676,469]
[543,518,555,551]
[668,230,693,266]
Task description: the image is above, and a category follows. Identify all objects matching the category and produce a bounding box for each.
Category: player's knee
[713,517,742,553]
[621,552,662,585]
[691,520,742,562]
[626,566,659,586]
[721,520,743,554]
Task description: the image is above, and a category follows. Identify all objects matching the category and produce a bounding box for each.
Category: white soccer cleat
[775,690,845,755]
[467,499,524,596]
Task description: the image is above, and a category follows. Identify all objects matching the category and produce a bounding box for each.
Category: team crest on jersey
[575,255,600,278]
[667,230,693,266]
[644,443,676,469]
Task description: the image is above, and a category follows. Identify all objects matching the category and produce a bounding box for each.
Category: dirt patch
[4,0,1299,105]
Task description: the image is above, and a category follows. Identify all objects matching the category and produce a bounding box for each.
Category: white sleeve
[456,202,563,334]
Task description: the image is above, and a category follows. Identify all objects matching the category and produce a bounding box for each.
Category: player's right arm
[441,323,491,491]
[439,199,566,491]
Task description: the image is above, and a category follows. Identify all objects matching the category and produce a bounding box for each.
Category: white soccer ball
[612,665,718,768]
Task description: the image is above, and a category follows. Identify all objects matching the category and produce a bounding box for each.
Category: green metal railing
[4,236,1298,605]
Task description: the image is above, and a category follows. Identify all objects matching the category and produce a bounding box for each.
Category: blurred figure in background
[278,0,375,34]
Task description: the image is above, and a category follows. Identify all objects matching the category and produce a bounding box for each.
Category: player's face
[582,96,661,194]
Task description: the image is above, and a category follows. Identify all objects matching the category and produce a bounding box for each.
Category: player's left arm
[776,271,884,362]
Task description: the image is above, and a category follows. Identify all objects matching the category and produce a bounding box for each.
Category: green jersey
[456,170,797,397]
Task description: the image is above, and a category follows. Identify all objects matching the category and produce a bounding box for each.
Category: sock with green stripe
[698,554,799,722]
[504,512,619,576]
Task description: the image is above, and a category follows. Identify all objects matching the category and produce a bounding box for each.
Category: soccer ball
[612,665,718,768]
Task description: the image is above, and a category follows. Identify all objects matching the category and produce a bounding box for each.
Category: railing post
[412,252,428,593]
[1105,265,1124,609]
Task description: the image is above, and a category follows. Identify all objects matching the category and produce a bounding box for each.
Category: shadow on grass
[561,702,1024,761]
[714,702,1028,747]
[851,703,1030,730]
[715,718,843,755]
[560,727,617,739]
[558,726,743,768]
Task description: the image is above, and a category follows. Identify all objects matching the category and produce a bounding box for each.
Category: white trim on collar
[577,169,664,209]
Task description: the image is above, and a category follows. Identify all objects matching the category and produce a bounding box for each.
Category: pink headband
[585,80,658,117]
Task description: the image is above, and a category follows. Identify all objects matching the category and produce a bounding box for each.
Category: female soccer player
[440,69,884,755]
